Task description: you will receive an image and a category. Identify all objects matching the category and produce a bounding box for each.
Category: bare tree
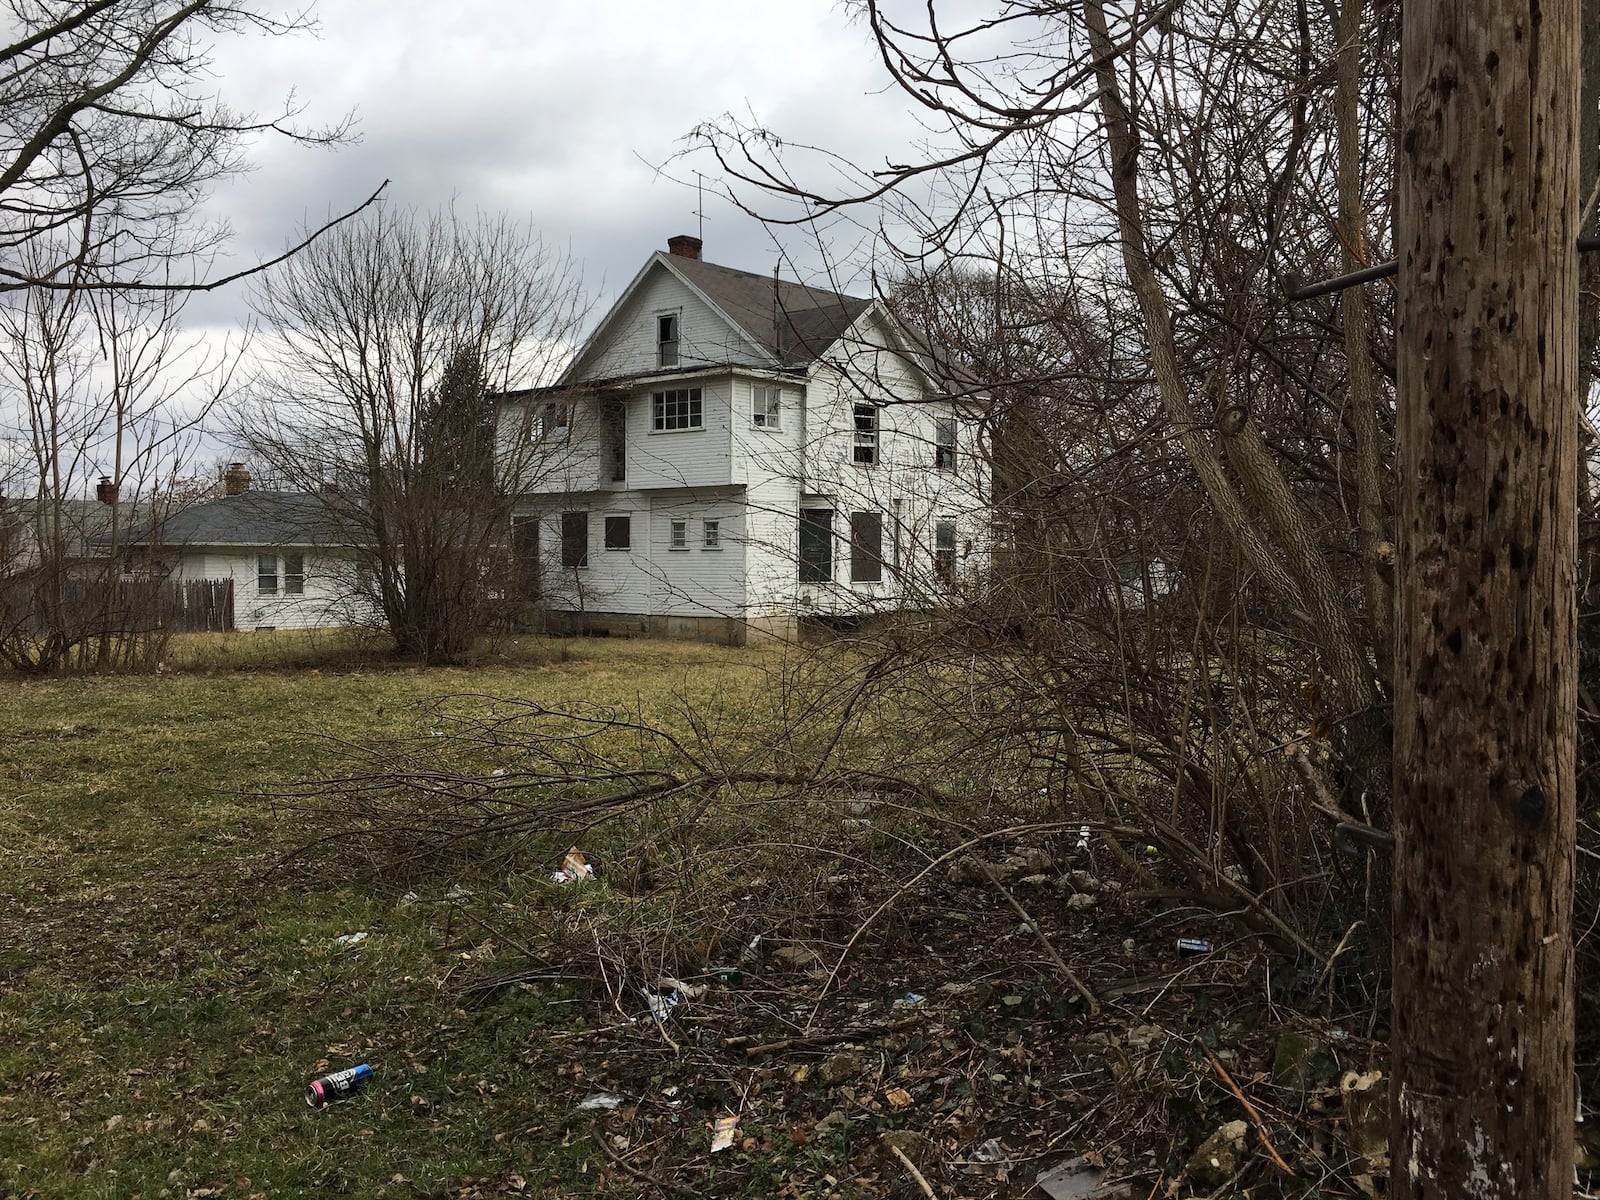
[0,0,379,294]
[0,2,379,671]
[685,0,1588,1192]
[239,206,590,664]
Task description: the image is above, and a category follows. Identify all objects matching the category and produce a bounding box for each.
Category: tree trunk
[1392,0,1579,1193]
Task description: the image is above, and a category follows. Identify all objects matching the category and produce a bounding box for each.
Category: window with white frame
[657,313,679,367]
[852,404,878,464]
[257,554,278,595]
[703,519,720,549]
[257,552,304,596]
[752,385,781,429]
[934,417,956,470]
[669,519,688,549]
[652,387,703,431]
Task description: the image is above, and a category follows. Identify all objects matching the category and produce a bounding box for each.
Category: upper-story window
[657,314,679,367]
[852,403,878,465]
[752,385,781,429]
[537,402,570,440]
[934,417,956,470]
[653,387,703,431]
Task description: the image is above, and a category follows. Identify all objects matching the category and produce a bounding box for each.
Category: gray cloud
[182,0,927,340]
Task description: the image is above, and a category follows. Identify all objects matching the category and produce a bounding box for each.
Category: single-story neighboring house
[128,474,374,632]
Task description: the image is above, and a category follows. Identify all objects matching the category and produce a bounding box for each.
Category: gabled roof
[2,496,152,559]
[664,254,873,368]
[128,491,347,549]
[560,248,873,384]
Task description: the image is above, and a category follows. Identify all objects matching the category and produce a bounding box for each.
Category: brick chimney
[222,462,252,496]
[667,234,703,261]
[96,476,118,505]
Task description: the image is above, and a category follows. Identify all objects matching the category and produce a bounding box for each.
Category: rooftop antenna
[694,172,706,242]
[773,259,781,357]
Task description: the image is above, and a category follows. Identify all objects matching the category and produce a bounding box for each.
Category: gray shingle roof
[664,254,873,367]
[129,491,347,548]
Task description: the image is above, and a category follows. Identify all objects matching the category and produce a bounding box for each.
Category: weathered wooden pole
[1393,0,1580,1194]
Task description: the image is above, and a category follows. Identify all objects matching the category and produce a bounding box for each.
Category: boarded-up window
[511,516,541,599]
[934,519,957,584]
[561,511,588,568]
[606,401,626,481]
[799,509,833,582]
[604,515,631,550]
[850,511,883,583]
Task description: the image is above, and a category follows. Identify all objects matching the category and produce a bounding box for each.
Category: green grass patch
[0,636,776,1198]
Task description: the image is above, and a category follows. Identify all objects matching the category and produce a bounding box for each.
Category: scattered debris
[1035,1156,1114,1200]
[305,1063,374,1108]
[972,1137,1012,1165]
[1124,1025,1165,1051]
[577,1093,624,1111]
[638,989,680,1024]
[551,846,594,884]
[331,931,369,949]
[1184,1120,1248,1187]
[1066,893,1097,912]
[710,1113,740,1153]
[1176,937,1213,957]
[893,991,926,1007]
[818,1050,864,1086]
[885,1086,914,1108]
[651,976,707,1000]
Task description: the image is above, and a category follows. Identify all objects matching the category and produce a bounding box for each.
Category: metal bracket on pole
[1286,236,1600,302]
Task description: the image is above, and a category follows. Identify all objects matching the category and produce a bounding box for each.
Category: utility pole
[1393,0,1579,1196]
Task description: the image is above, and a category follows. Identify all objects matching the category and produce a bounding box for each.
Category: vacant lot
[2,634,1390,1200]
[0,636,773,1198]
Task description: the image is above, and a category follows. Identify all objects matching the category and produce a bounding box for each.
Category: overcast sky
[189,0,931,340]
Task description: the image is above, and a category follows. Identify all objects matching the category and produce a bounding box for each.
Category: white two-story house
[503,235,990,644]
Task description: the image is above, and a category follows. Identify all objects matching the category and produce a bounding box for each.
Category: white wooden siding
[574,262,767,380]
[165,548,377,630]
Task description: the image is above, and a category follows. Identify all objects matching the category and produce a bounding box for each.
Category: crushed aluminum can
[1176,938,1213,957]
[305,1063,374,1108]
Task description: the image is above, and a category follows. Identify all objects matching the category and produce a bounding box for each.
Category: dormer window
[657,314,679,367]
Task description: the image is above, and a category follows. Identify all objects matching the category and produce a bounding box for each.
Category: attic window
[657,314,679,367]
